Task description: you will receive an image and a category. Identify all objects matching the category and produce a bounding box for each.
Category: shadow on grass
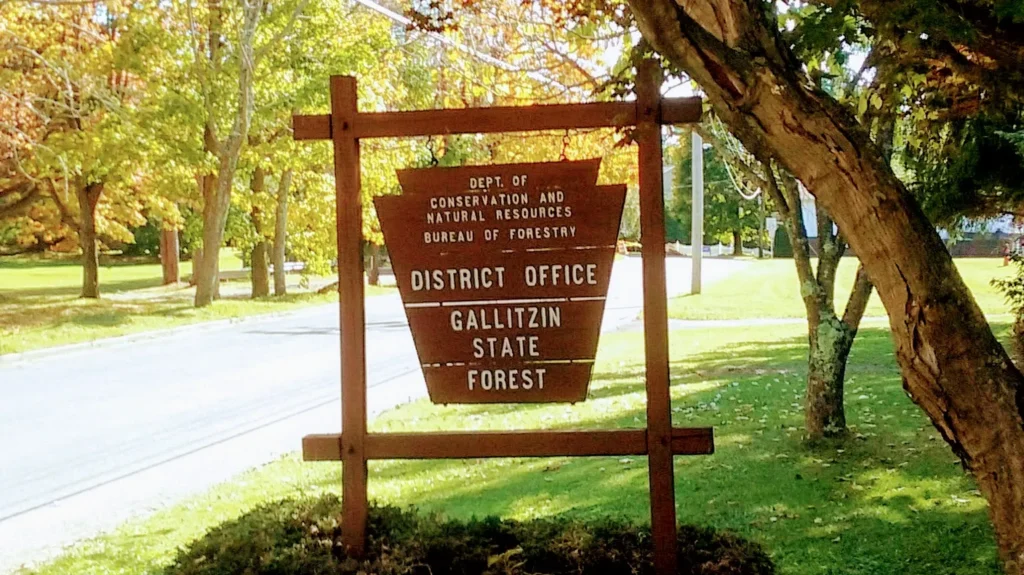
[0,276,170,298]
[0,282,338,339]
[0,254,82,269]
[0,253,168,269]
[362,325,1000,575]
[22,323,1004,575]
[0,293,193,332]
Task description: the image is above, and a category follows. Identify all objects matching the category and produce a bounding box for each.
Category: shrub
[772,228,792,258]
[992,253,1024,358]
[164,495,775,575]
[123,220,162,257]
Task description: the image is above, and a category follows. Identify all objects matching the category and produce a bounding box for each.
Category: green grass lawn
[670,257,1014,320]
[0,252,394,355]
[25,323,1002,575]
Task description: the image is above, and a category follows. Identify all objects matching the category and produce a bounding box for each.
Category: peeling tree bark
[768,167,873,440]
[630,1,1024,570]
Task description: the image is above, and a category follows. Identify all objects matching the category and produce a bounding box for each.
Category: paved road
[0,256,745,573]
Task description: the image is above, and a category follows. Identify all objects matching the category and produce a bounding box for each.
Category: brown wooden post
[331,75,369,555]
[636,59,678,575]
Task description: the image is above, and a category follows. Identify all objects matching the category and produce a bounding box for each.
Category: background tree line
[0,0,639,304]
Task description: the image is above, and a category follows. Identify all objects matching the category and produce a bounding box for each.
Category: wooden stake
[636,59,679,575]
[331,76,368,556]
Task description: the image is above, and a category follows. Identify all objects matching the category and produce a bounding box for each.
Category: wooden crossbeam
[293,97,702,141]
[302,428,714,461]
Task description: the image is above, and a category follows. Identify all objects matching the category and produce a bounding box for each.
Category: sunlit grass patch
[0,252,395,355]
[22,323,1004,575]
[668,257,1013,320]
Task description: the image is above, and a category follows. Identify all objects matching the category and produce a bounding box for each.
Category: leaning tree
[415,0,1024,568]
[622,0,1024,571]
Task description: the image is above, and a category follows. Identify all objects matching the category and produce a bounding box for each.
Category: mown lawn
[24,323,1003,575]
[0,252,394,355]
[669,257,1013,320]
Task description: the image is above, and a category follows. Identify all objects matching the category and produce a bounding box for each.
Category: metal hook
[559,130,571,162]
[427,135,439,167]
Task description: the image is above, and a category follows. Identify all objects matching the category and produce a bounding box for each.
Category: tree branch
[254,0,310,65]
[0,180,39,217]
[841,263,874,332]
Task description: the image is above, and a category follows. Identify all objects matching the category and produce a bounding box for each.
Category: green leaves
[670,141,760,245]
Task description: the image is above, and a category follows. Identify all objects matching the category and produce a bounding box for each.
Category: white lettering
[466,368,547,391]
[524,264,599,287]
[409,267,506,291]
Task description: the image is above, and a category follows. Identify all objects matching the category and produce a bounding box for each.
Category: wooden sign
[294,65,713,575]
[375,160,627,404]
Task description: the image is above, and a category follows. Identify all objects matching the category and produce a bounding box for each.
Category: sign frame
[293,60,712,575]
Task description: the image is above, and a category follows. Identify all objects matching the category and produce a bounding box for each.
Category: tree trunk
[731,229,743,256]
[194,171,229,307]
[190,247,201,286]
[630,3,1024,570]
[767,165,873,441]
[76,182,102,299]
[251,240,269,297]
[367,243,381,286]
[193,0,258,307]
[806,266,874,441]
[160,228,180,285]
[773,172,854,440]
[805,309,853,439]
[249,167,270,298]
[273,169,292,296]
[757,195,765,259]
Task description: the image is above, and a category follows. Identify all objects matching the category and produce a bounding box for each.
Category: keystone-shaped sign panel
[375,160,626,404]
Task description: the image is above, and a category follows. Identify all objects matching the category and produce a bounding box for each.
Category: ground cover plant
[668,258,1011,320]
[163,498,774,575]
[0,252,394,355]
[22,322,1002,575]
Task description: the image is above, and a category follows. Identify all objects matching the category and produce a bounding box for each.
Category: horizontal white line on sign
[421,359,598,368]
[440,297,567,306]
[404,297,607,308]
[518,245,617,253]
[439,297,569,307]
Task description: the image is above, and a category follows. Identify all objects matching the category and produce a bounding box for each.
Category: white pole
[691,130,704,295]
